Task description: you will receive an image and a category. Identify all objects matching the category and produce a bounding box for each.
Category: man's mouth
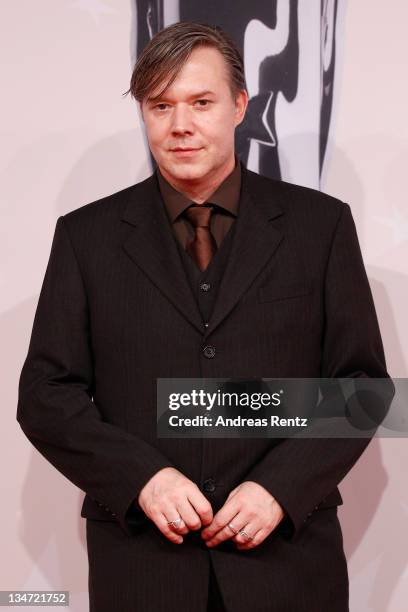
[170,147,203,157]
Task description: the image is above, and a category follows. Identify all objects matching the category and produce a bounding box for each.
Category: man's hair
[124,21,246,103]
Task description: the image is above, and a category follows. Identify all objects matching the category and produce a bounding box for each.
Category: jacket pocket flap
[258,281,312,302]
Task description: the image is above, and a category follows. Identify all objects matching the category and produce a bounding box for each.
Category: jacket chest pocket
[258,281,312,303]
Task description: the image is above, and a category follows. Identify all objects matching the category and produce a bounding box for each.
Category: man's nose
[170,104,194,134]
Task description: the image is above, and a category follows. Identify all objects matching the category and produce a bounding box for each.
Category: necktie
[184,204,217,271]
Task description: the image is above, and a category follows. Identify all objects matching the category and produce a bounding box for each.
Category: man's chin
[162,162,209,183]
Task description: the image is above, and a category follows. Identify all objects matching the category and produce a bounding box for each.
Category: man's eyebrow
[147,90,216,104]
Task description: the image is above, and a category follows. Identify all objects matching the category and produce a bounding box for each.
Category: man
[17,21,388,612]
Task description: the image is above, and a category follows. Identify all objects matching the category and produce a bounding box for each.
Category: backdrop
[2,1,407,610]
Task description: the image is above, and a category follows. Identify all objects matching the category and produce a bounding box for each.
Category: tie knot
[184,204,214,228]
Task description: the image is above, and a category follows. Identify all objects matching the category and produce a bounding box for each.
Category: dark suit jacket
[17,163,388,612]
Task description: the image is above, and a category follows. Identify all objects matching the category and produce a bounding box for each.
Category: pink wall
[3,1,407,610]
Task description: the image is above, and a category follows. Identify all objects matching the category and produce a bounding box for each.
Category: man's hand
[138,467,213,544]
[201,481,285,550]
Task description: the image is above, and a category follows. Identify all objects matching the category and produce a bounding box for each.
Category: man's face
[140,46,248,187]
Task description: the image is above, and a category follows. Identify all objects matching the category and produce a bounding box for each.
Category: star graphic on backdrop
[241,92,278,148]
[71,0,116,24]
[374,205,408,247]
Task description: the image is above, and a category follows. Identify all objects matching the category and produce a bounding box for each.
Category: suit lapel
[121,164,285,337]
[204,165,284,337]
[121,173,204,334]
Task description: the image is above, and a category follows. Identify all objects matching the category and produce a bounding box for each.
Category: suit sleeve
[244,202,389,539]
[17,215,174,536]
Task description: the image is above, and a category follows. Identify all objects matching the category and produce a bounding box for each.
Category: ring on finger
[238,528,253,540]
[167,516,184,529]
[227,522,239,535]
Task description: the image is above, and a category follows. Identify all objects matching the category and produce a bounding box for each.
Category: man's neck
[159,156,236,204]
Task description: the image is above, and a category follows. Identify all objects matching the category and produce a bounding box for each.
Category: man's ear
[234,89,249,127]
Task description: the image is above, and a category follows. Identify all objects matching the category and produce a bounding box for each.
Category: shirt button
[200,282,211,292]
[202,478,216,493]
[204,322,209,328]
[203,345,216,358]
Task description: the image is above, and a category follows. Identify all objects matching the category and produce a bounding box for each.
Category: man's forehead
[141,46,232,106]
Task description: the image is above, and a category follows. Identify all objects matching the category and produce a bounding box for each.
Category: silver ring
[239,529,253,540]
[227,522,238,535]
[167,517,183,528]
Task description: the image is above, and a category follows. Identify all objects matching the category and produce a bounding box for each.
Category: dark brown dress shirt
[156,155,241,250]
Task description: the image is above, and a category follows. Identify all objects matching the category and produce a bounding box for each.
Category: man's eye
[155,103,169,111]
[195,99,211,107]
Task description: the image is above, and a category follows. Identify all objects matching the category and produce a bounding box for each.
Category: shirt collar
[156,155,241,223]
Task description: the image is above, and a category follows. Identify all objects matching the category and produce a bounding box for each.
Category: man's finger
[187,487,214,526]
[176,498,203,531]
[231,521,262,547]
[201,498,240,540]
[235,527,267,550]
[155,513,184,544]
[206,513,264,548]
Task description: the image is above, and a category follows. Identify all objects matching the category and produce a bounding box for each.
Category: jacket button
[204,322,209,328]
[200,282,211,292]
[203,478,216,493]
[203,345,216,359]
